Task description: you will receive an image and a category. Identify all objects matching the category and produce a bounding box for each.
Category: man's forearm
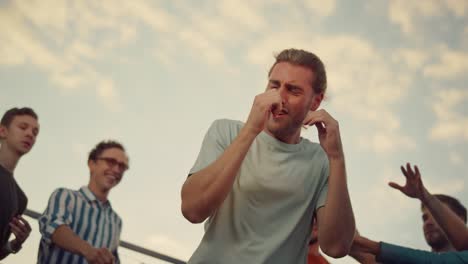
[319,157,355,257]
[51,225,92,257]
[181,127,258,223]
[377,242,468,264]
[349,251,378,264]
[421,191,468,250]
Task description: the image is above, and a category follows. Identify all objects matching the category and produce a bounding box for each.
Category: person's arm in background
[304,110,355,258]
[51,225,114,263]
[181,90,283,223]
[349,230,378,264]
[389,163,468,251]
[39,189,114,264]
[352,233,468,264]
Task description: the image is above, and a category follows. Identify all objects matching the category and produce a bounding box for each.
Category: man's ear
[88,159,95,171]
[310,93,324,111]
[0,125,7,140]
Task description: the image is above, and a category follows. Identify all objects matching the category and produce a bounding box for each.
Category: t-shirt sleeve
[377,242,468,264]
[189,119,234,175]
[315,157,329,210]
[38,188,75,244]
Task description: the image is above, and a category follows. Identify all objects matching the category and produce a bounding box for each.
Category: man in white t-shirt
[181,48,356,263]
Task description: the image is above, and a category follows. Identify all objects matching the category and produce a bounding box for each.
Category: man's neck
[88,183,110,202]
[0,145,20,173]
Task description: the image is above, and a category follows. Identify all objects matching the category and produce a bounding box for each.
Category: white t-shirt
[189,119,329,264]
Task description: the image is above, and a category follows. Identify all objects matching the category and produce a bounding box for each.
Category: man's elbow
[321,242,351,258]
[181,201,206,224]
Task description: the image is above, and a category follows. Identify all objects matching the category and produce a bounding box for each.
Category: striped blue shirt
[38,186,122,264]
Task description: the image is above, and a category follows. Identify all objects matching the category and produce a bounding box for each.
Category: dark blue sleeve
[377,242,468,264]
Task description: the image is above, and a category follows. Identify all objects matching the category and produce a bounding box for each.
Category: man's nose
[424,219,435,229]
[278,86,288,103]
[25,129,35,140]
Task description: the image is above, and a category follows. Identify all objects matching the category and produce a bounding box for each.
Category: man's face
[0,115,39,156]
[421,206,451,251]
[265,62,323,137]
[88,148,129,192]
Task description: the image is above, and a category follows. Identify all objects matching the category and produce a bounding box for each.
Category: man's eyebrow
[285,83,303,91]
[268,80,280,85]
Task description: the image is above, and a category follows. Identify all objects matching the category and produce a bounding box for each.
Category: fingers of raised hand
[254,91,282,112]
[303,109,337,128]
[414,165,421,178]
[17,216,31,232]
[400,165,409,178]
[401,163,421,180]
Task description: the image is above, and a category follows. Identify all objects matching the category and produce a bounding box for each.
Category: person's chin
[267,118,288,130]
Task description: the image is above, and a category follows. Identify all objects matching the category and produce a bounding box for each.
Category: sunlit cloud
[430,88,468,142]
[388,0,467,35]
[393,48,429,72]
[97,78,122,112]
[425,177,466,195]
[218,0,266,31]
[424,47,468,80]
[449,152,463,165]
[304,0,336,17]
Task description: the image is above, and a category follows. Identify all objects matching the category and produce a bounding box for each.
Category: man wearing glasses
[38,140,129,264]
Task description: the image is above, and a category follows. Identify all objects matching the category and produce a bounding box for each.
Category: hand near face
[389,163,427,200]
[9,215,31,248]
[245,89,283,135]
[303,109,344,160]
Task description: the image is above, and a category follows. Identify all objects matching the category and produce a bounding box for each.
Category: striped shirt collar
[79,186,112,207]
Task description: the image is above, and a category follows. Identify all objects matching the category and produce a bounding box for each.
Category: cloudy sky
[1,0,467,263]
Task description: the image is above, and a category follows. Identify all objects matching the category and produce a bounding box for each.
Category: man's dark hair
[422,194,467,224]
[268,48,327,95]
[88,140,126,162]
[1,107,38,128]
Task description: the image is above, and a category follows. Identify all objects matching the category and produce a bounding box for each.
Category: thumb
[388,182,405,192]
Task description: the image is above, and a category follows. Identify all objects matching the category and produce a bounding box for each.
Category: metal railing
[24,209,186,264]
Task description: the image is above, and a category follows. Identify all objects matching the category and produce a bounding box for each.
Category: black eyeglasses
[97,157,129,172]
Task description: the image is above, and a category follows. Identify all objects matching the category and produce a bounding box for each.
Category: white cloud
[449,152,463,165]
[388,0,438,35]
[423,47,468,80]
[393,48,429,71]
[97,78,122,112]
[123,0,178,33]
[304,0,336,17]
[218,0,266,31]
[0,0,134,111]
[359,131,416,154]
[444,0,468,17]
[425,177,466,194]
[388,0,467,35]
[178,29,226,66]
[430,88,468,142]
